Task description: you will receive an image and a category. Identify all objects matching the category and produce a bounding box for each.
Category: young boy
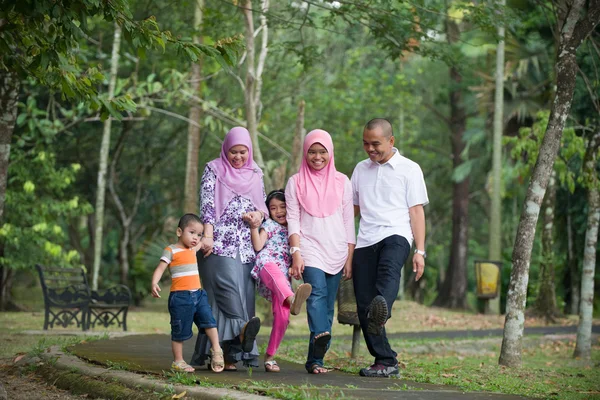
[151,213,224,373]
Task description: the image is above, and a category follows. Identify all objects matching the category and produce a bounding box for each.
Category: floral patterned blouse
[200,164,265,264]
[251,218,291,301]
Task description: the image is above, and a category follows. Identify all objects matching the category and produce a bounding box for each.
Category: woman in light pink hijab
[284,129,356,374]
[191,127,267,372]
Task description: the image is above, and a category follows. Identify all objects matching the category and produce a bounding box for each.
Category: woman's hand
[201,237,214,257]
[291,252,305,280]
[243,212,262,229]
[342,258,353,281]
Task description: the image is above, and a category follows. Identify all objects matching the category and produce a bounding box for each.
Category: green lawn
[1,282,598,399]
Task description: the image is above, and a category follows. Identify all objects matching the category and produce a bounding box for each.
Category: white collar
[369,148,400,169]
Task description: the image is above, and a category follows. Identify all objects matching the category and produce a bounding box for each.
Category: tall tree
[184,0,205,214]
[499,0,600,368]
[573,131,599,359]
[242,0,269,169]
[487,0,506,315]
[0,71,18,310]
[531,171,560,321]
[92,24,122,291]
[433,16,469,310]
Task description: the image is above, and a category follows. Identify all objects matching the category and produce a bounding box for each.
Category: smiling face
[268,197,287,226]
[177,220,203,249]
[227,145,249,169]
[306,142,330,171]
[363,126,395,164]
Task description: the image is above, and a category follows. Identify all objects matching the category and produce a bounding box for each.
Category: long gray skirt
[189,252,259,367]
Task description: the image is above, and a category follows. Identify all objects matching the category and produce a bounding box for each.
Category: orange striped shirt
[161,245,201,292]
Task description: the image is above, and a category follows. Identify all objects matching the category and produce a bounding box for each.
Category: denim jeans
[168,289,216,342]
[301,266,342,371]
[352,235,410,366]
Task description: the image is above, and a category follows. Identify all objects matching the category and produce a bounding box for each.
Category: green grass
[273,336,600,400]
[3,280,599,400]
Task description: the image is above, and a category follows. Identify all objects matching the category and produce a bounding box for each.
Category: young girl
[285,129,355,374]
[244,189,312,373]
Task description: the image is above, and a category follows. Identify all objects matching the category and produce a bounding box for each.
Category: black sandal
[312,332,331,360]
[308,363,328,374]
[240,316,261,353]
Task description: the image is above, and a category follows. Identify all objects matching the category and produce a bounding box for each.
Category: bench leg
[43,307,50,330]
[122,308,128,331]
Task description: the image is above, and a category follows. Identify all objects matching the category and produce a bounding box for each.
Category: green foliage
[505,111,584,193]
[1,94,92,270]
[0,0,243,117]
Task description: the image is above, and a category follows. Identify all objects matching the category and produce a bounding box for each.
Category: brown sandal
[290,283,312,315]
[210,348,224,373]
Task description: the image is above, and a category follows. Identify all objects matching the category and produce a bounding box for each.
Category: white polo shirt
[351,148,429,249]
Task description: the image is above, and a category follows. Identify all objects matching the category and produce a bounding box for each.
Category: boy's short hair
[266,189,285,209]
[178,213,202,230]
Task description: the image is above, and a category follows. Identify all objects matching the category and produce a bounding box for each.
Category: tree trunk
[532,171,560,321]
[184,0,204,214]
[499,0,599,367]
[92,23,121,290]
[0,70,19,311]
[566,204,580,315]
[290,100,305,174]
[433,18,469,309]
[487,0,505,315]
[573,132,600,359]
[242,0,263,167]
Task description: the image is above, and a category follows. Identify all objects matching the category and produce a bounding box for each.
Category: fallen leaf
[172,391,187,399]
[398,361,408,369]
[13,354,25,363]
[441,373,456,378]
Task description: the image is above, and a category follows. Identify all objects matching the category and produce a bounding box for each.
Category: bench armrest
[91,285,131,305]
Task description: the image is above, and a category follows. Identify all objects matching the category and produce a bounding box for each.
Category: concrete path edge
[37,345,266,400]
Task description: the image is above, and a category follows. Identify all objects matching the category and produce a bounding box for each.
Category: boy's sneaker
[367,295,388,336]
[359,363,400,378]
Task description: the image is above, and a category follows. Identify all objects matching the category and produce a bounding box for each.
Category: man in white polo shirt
[351,118,428,378]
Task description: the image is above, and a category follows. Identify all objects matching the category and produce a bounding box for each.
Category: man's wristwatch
[414,249,427,258]
[290,247,301,255]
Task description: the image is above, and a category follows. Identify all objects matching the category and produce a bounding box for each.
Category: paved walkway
[70,334,529,399]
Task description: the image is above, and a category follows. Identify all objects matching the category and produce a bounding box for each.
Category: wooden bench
[36,264,131,331]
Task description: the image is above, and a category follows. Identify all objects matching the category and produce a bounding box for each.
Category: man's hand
[412,253,425,281]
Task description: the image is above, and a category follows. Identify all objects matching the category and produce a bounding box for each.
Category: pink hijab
[208,127,268,220]
[295,129,346,218]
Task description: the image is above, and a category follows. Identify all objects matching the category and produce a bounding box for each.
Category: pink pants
[258,262,294,357]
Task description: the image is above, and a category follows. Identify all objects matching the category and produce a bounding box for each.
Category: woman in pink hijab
[190,127,267,371]
[285,129,356,374]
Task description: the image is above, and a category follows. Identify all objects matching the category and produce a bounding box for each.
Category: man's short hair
[364,118,393,139]
[178,213,202,230]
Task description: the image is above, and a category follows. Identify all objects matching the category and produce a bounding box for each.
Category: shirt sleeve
[351,165,359,206]
[285,176,301,238]
[261,219,276,240]
[406,164,429,208]
[342,178,356,245]
[160,247,173,265]
[200,165,217,225]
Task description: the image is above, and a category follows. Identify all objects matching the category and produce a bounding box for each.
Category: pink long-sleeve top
[285,174,356,274]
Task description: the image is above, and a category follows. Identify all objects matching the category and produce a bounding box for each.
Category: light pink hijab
[208,127,268,220]
[295,129,346,218]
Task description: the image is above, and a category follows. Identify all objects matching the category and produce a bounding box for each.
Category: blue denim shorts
[168,289,217,342]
